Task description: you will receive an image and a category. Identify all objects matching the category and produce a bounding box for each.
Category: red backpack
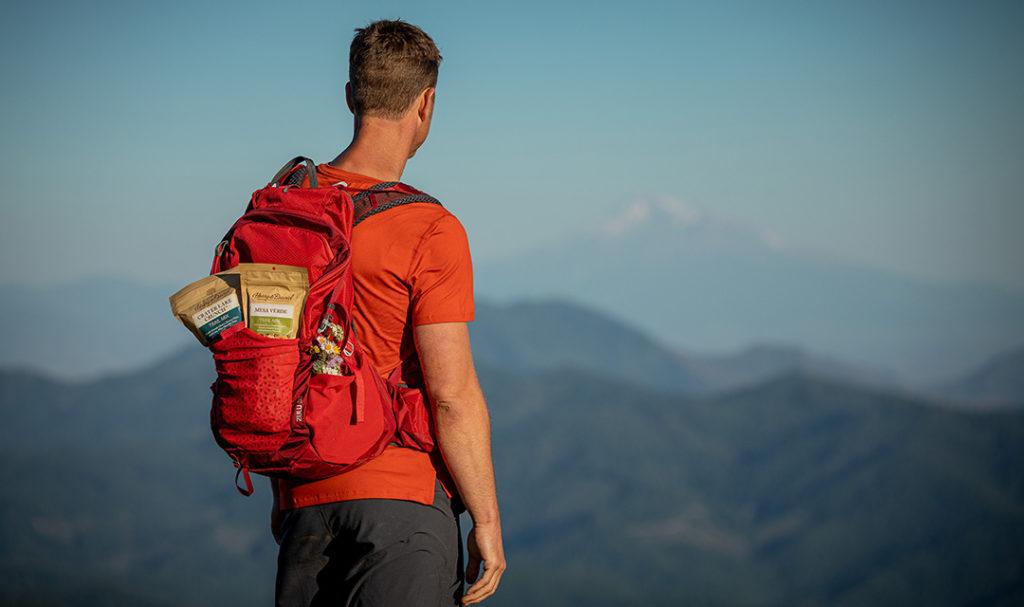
[209,157,439,495]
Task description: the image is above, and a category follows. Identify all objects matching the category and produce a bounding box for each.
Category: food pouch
[169,274,244,346]
[239,265,309,339]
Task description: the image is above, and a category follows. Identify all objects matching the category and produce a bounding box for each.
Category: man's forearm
[433,384,500,525]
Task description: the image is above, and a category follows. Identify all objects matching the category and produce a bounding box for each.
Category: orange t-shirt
[274,163,474,510]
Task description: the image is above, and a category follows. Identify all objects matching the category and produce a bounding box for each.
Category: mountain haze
[477,198,1024,384]
[938,344,1024,408]
[0,278,188,380]
[1,279,910,397]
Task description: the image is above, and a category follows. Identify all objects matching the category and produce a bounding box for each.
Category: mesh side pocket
[211,328,299,455]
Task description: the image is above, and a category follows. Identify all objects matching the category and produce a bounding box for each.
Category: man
[271,20,505,607]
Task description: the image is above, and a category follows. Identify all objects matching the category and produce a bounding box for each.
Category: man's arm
[414,321,505,606]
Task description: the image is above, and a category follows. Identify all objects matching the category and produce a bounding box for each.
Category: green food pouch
[239,265,309,339]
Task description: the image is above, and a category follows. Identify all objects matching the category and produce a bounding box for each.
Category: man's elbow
[432,396,460,416]
[429,384,482,419]
[431,392,467,417]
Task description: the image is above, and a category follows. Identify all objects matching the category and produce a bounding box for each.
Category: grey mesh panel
[353,191,443,227]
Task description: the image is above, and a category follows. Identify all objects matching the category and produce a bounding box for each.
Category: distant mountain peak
[597,195,787,252]
[600,196,705,236]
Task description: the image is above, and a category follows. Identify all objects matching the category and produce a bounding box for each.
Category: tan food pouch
[238,264,309,339]
[169,274,244,346]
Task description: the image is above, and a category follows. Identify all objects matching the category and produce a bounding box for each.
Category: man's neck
[329,117,413,183]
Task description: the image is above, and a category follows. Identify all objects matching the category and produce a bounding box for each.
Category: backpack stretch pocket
[303,364,393,466]
[211,327,300,456]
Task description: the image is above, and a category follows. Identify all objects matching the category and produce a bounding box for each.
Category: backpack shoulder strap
[352,182,443,227]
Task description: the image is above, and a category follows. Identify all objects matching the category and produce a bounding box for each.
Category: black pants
[276,479,465,607]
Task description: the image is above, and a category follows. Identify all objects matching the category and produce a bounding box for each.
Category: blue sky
[1,0,1021,291]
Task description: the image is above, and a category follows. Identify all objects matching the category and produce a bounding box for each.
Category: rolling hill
[1,347,1022,606]
[937,344,1024,408]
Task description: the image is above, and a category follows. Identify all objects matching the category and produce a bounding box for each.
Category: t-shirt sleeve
[408,212,475,325]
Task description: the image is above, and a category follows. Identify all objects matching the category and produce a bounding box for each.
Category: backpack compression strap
[352,182,443,227]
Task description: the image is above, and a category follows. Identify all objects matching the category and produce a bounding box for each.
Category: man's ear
[418,87,435,122]
[345,82,355,114]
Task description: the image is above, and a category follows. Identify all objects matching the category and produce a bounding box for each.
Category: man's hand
[462,520,506,605]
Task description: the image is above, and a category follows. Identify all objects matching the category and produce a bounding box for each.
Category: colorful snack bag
[169,274,244,346]
[239,265,309,339]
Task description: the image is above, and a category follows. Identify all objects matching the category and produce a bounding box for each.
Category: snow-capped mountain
[477,197,1024,384]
